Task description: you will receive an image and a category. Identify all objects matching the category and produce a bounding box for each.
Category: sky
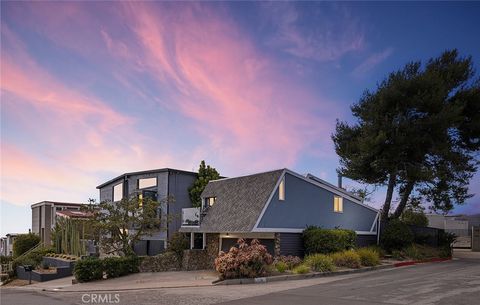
[1,1,479,236]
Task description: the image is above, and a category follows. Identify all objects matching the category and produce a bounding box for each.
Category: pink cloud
[115,3,336,171]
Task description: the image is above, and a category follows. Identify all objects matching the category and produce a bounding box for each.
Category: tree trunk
[392,180,415,219]
[381,173,396,221]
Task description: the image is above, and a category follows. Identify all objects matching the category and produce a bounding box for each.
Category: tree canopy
[85,196,172,256]
[332,49,480,220]
[13,233,41,257]
[189,160,221,207]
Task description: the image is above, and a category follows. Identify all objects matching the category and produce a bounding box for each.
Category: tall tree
[332,50,480,220]
[189,160,221,207]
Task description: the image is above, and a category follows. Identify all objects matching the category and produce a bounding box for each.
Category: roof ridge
[209,168,285,183]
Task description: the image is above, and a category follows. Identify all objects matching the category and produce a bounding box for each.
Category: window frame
[113,182,123,202]
[333,196,343,213]
[138,177,157,189]
[279,177,285,201]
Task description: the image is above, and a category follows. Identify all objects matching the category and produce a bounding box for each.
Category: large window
[279,177,285,201]
[334,196,343,213]
[138,177,157,189]
[113,183,123,202]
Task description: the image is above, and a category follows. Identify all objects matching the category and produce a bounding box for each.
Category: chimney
[337,173,343,189]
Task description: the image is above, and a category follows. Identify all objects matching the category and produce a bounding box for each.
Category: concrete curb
[214,264,395,285]
[393,257,451,267]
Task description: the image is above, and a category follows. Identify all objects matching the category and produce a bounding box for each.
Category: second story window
[205,197,216,207]
[279,177,285,201]
[113,183,123,202]
[334,196,343,213]
[138,177,157,189]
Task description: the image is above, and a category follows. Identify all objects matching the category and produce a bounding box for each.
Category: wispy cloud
[261,2,365,62]
[351,47,394,77]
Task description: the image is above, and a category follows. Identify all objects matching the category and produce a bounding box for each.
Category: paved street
[1,252,479,305]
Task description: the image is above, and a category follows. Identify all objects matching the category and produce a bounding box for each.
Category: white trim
[252,170,286,230]
[356,231,377,235]
[190,232,194,249]
[370,212,379,232]
[253,227,378,236]
[202,233,206,249]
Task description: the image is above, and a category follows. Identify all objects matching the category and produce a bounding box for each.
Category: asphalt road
[218,255,480,305]
[1,253,479,305]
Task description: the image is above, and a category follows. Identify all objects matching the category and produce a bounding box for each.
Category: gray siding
[167,171,197,239]
[257,173,377,232]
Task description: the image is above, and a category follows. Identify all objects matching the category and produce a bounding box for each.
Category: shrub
[380,220,414,251]
[167,232,190,259]
[214,239,273,280]
[103,256,140,278]
[304,254,335,272]
[12,233,41,257]
[438,231,456,257]
[356,248,380,266]
[303,226,356,254]
[275,261,288,273]
[13,246,55,270]
[292,264,310,274]
[273,255,302,269]
[331,250,361,269]
[400,209,428,227]
[74,258,104,282]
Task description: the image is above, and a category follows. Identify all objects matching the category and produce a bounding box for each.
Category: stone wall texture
[139,252,182,272]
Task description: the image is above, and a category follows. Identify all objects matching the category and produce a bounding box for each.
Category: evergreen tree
[332,50,480,220]
[189,160,221,207]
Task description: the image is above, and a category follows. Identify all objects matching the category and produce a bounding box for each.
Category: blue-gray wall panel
[258,173,377,232]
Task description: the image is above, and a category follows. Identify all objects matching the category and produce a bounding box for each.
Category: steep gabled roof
[198,169,284,232]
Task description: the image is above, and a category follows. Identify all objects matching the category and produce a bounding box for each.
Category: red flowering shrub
[214,239,273,280]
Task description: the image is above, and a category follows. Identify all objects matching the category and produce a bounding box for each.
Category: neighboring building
[31,201,85,246]
[427,213,480,248]
[0,233,21,256]
[180,169,379,257]
[96,168,198,255]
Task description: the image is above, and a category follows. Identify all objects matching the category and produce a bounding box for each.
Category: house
[180,169,379,258]
[0,233,21,256]
[96,168,198,255]
[31,201,85,246]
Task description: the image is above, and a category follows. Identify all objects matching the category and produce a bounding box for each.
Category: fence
[380,222,444,248]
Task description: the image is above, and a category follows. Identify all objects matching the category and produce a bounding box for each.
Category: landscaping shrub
[214,239,273,280]
[292,264,310,274]
[12,233,40,257]
[74,258,104,282]
[167,232,190,259]
[380,220,414,251]
[303,226,356,254]
[273,255,302,269]
[103,256,140,278]
[330,250,361,269]
[304,254,335,272]
[356,248,380,266]
[275,261,288,273]
[438,231,456,257]
[13,246,55,270]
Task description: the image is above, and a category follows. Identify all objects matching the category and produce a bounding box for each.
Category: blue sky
[1,1,479,236]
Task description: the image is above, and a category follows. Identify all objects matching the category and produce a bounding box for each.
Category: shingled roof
[197,169,284,233]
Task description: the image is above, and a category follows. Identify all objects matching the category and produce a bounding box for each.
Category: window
[334,196,343,213]
[138,193,143,208]
[206,197,216,207]
[138,177,157,189]
[279,177,285,201]
[113,183,123,202]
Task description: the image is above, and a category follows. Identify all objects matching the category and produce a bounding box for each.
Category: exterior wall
[32,207,40,235]
[356,234,377,247]
[257,173,377,232]
[167,171,197,240]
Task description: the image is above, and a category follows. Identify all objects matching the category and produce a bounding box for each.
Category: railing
[13,242,42,262]
[182,207,200,226]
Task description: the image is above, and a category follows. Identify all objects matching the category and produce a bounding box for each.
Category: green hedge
[74,258,104,282]
[380,220,414,251]
[303,226,356,254]
[74,256,141,282]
